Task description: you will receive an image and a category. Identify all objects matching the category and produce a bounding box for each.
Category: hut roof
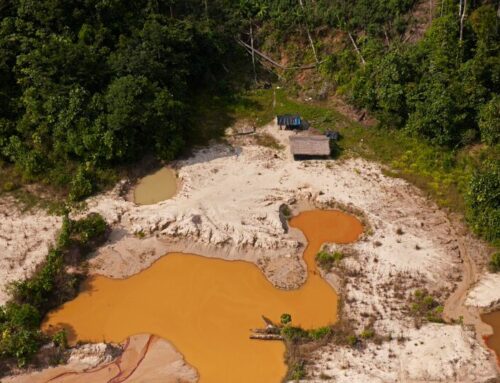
[289,135,330,157]
[277,114,302,126]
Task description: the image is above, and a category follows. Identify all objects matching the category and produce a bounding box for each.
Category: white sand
[466,272,500,309]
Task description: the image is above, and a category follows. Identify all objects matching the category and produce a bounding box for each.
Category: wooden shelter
[289,135,330,158]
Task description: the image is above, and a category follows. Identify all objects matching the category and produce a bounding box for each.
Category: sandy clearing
[1,122,498,381]
[0,197,61,305]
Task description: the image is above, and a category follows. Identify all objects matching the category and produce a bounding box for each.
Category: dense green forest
[0,2,498,229]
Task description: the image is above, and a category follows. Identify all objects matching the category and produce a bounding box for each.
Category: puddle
[43,210,362,383]
[134,168,177,205]
[482,310,500,362]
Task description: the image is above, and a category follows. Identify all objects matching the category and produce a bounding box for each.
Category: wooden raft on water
[249,315,284,341]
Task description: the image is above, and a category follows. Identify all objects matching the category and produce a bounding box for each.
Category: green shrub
[0,303,43,367]
[489,253,500,273]
[479,96,500,145]
[280,313,292,325]
[409,289,443,323]
[52,329,68,350]
[315,250,343,271]
[289,360,306,381]
[360,328,375,339]
[69,167,94,202]
[281,326,309,342]
[465,161,499,244]
[346,334,358,347]
[71,213,107,245]
[57,215,72,249]
[308,326,331,340]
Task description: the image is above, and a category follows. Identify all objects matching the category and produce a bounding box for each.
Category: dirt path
[442,217,498,347]
[443,225,479,324]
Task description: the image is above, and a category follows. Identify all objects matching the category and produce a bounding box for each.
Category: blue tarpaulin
[277,114,302,127]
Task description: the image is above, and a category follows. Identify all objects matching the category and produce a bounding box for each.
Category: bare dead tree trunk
[204,0,208,20]
[459,0,467,42]
[383,27,390,46]
[299,0,319,64]
[348,32,366,65]
[429,0,433,22]
[250,22,257,83]
[236,39,322,70]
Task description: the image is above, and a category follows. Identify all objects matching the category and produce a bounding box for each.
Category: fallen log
[236,39,324,70]
[250,334,284,341]
[251,328,281,335]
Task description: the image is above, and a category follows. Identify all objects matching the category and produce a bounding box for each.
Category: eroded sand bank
[2,123,499,382]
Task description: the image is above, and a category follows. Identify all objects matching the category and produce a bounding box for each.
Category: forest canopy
[0,0,238,199]
[0,0,498,243]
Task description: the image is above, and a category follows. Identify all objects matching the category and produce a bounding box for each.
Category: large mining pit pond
[43,210,363,382]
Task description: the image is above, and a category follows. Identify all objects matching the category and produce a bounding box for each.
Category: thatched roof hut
[289,135,330,158]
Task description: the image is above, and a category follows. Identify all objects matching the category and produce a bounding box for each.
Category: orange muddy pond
[44,210,362,383]
[482,311,500,363]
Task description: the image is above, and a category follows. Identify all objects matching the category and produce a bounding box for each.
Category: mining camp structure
[289,135,331,159]
[277,114,302,130]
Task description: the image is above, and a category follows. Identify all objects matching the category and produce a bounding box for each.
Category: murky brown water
[43,210,362,383]
[482,311,500,363]
[134,168,177,205]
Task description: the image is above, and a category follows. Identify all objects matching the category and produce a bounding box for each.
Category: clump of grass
[489,252,500,273]
[316,250,343,271]
[280,204,292,219]
[289,360,306,381]
[360,327,375,339]
[255,133,284,150]
[280,313,292,325]
[409,289,444,325]
[52,329,68,350]
[346,334,359,347]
